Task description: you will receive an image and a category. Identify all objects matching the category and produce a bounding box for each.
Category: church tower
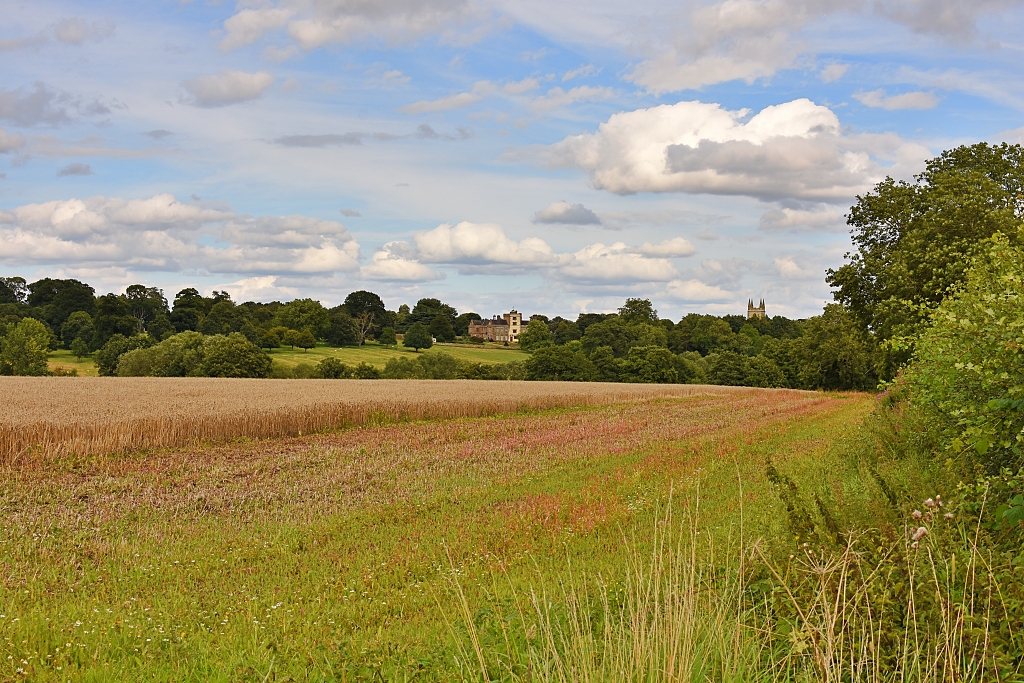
[747,299,766,319]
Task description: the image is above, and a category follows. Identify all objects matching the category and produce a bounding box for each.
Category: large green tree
[27,278,96,331]
[274,298,331,338]
[0,317,51,375]
[827,142,1024,377]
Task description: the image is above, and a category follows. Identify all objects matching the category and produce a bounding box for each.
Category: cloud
[275,133,366,147]
[57,163,93,176]
[181,71,275,108]
[503,77,540,95]
[820,63,849,83]
[758,205,846,232]
[399,80,495,113]
[875,0,1023,42]
[530,85,614,112]
[0,83,109,127]
[532,201,601,225]
[361,241,443,281]
[415,222,559,265]
[853,89,940,110]
[638,237,696,257]
[774,256,819,280]
[563,64,599,82]
[0,127,26,153]
[213,275,298,302]
[0,193,361,277]
[0,17,114,51]
[50,17,116,46]
[340,208,361,217]
[221,8,292,51]
[381,69,411,84]
[143,129,173,140]
[665,279,733,302]
[557,242,678,283]
[521,47,554,62]
[272,0,482,50]
[548,98,931,202]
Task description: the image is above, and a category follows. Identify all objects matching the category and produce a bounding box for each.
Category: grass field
[0,386,870,680]
[47,342,530,377]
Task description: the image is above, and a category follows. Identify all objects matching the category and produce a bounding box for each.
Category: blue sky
[2,0,1023,320]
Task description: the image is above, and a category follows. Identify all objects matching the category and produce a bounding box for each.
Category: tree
[428,314,455,343]
[706,351,750,386]
[827,143,1024,378]
[618,298,659,323]
[403,322,432,352]
[93,294,139,347]
[295,330,316,352]
[274,299,331,338]
[70,336,90,360]
[125,284,169,334]
[525,346,597,381]
[326,307,359,346]
[0,318,51,375]
[199,333,272,378]
[378,326,397,347]
[0,277,27,304]
[553,320,581,345]
[171,288,206,332]
[354,311,376,345]
[581,317,667,358]
[281,329,301,349]
[27,278,96,331]
[622,346,678,383]
[317,357,351,379]
[343,290,388,329]
[260,329,281,350]
[519,318,554,351]
[95,333,155,376]
[60,311,95,350]
[745,355,787,388]
[796,304,876,391]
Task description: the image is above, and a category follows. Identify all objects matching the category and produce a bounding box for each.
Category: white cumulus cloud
[221,8,293,51]
[558,242,678,283]
[415,221,558,265]
[361,241,442,281]
[665,279,733,302]
[548,98,930,202]
[182,71,275,108]
[639,237,696,257]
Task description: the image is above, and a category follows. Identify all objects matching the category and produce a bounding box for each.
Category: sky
[1,0,1023,320]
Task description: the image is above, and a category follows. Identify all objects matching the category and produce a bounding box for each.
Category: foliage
[403,322,433,352]
[26,277,96,331]
[581,316,667,358]
[116,331,206,377]
[326,307,359,346]
[525,345,597,381]
[520,318,554,351]
[60,310,96,350]
[0,317,51,375]
[428,314,456,343]
[903,234,1024,471]
[274,298,331,338]
[796,304,876,391]
[828,142,1024,378]
[70,336,90,360]
[95,333,156,376]
[617,297,659,323]
[342,290,388,329]
[316,357,351,379]
[621,345,679,383]
[199,333,273,378]
[0,276,27,304]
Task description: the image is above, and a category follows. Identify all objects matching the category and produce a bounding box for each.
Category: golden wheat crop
[0,378,770,463]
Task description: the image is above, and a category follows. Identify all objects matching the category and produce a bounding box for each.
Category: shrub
[904,233,1024,471]
[352,362,382,379]
[95,333,155,376]
[199,333,273,378]
[525,346,597,381]
[317,357,351,379]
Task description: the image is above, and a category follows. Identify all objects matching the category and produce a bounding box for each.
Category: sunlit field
[0,386,867,680]
[46,341,530,377]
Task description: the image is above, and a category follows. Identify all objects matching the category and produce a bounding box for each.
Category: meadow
[46,342,530,377]
[0,386,865,680]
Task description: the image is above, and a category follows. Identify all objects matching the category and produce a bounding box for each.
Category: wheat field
[0,377,772,462]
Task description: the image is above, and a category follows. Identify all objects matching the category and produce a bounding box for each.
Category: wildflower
[944,513,954,519]
[924,498,935,508]
[912,526,928,541]
[912,510,922,519]
[911,541,919,549]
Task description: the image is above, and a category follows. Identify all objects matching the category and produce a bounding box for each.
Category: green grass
[0,391,872,680]
[47,348,99,376]
[268,341,530,370]
[48,342,529,375]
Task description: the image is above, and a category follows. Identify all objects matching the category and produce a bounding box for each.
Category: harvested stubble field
[0,383,872,680]
[0,378,755,463]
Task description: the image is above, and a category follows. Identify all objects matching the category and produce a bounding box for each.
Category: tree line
[2,142,1020,388]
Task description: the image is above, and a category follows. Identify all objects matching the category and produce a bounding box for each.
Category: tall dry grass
[0,377,769,463]
[449,500,1012,682]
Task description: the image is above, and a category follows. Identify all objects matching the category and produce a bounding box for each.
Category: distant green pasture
[46,341,529,375]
